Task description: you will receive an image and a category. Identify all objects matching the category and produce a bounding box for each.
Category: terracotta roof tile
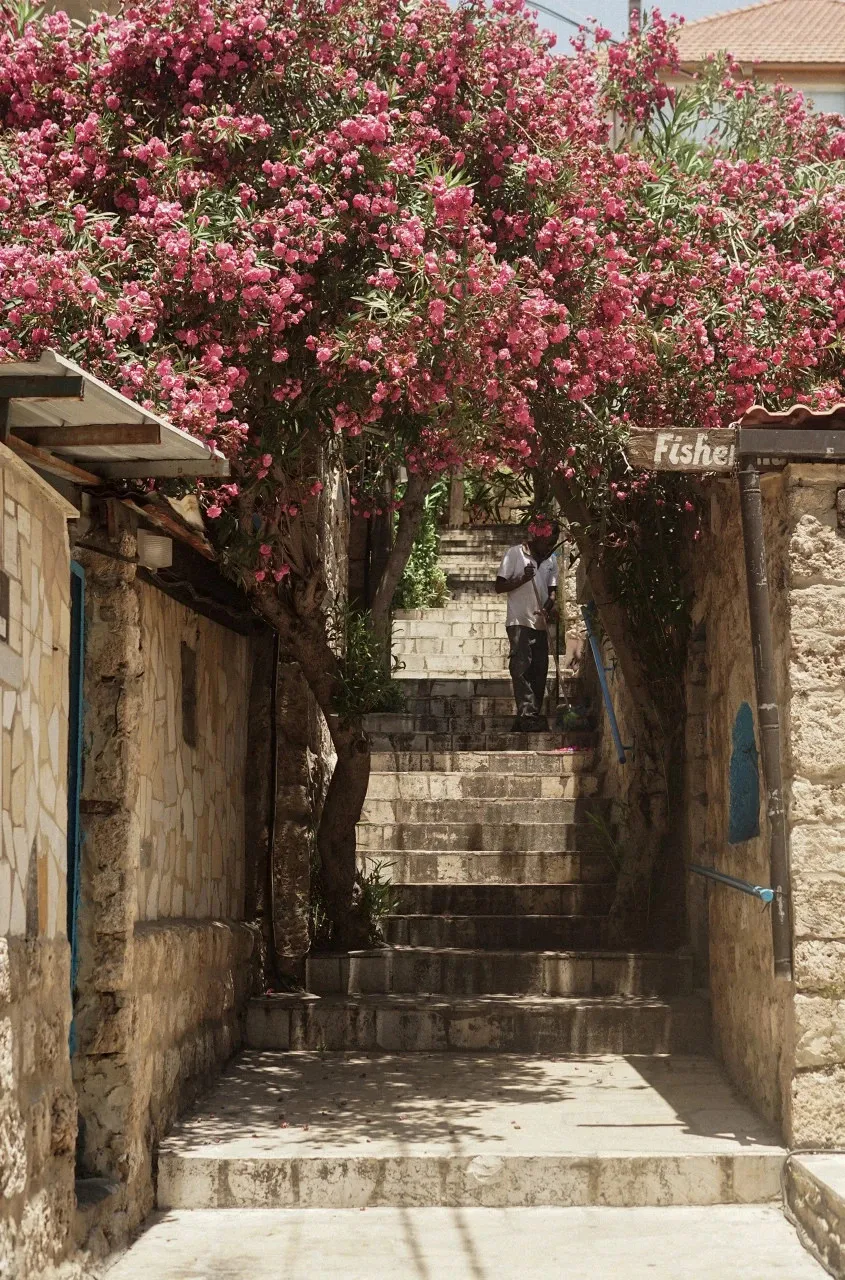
[677,0,845,66]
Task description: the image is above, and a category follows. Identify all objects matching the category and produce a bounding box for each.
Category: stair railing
[581,603,629,765]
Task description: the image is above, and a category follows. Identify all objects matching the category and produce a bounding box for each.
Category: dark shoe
[516,715,548,733]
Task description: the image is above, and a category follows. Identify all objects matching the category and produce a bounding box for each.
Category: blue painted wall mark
[728,701,760,844]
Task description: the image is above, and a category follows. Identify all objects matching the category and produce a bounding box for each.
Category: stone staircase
[139,520,821,1277]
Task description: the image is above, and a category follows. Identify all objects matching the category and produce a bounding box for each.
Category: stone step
[446,583,511,600]
[381,913,609,949]
[393,620,506,639]
[395,609,503,624]
[361,797,610,826]
[392,636,511,656]
[392,882,614,916]
[368,731,595,753]
[159,1051,786,1212]
[367,714,558,735]
[369,749,595,774]
[384,676,585,700]
[394,601,502,621]
[388,694,585,720]
[439,524,518,545]
[306,949,692,998]
[383,676,546,697]
[357,820,606,853]
[394,656,511,676]
[104,1206,832,1279]
[366,715,593,739]
[367,771,599,801]
[245,995,712,1055]
[383,915,608,949]
[444,568,507,585]
[358,850,614,885]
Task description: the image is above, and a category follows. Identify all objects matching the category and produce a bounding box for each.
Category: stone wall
[687,465,845,1145]
[0,448,77,1279]
[73,526,257,1253]
[785,465,845,1145]
[689,474,793,1133]
[135,585,249,922]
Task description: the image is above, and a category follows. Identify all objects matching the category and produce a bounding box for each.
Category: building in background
[676,0,845,113]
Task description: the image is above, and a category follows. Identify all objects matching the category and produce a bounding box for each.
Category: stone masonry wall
[0,448,77,1279]
[691,474,793,1134]
[73,528,256,1254]
[689,465,845,1144]
[785,464,845,1145]
[135,584,249,922]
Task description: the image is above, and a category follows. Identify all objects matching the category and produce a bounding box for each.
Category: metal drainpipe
[737,458,793,980]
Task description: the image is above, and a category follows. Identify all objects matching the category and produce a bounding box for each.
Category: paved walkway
[107,1205,827,1278]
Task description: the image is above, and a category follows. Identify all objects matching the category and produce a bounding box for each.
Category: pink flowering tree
[0,0,579,943]
[4,0,845,941]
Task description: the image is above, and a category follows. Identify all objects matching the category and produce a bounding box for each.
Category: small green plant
[463,467,534,526]
[329,606,406,720]
[309,860,398,951]
[393,477,449,611]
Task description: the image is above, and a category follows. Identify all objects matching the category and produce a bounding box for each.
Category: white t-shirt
[497,544,558,629]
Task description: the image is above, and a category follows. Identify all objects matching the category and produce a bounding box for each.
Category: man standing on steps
[495,520,559,732]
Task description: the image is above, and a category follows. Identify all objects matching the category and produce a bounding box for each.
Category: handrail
[689,863,775,905]
[581,603,628,764]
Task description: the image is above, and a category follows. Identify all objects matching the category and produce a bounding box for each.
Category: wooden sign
[628,429,737,472]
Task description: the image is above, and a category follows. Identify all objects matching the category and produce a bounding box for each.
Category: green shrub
[393,477,449,611]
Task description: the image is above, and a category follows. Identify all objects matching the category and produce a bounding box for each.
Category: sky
[530,0,745,48]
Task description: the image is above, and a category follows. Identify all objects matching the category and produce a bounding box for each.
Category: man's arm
[495,564,535,595]
[495,549,536,594]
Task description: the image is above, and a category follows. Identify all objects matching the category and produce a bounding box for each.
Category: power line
[527,1,585,29]
[527,0,622,43]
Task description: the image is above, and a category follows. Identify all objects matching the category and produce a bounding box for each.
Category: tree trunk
[252,472,435,946]
[370,471,433,653]
[315,723,372,948]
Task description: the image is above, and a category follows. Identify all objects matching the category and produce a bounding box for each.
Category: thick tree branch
[370,471,434,650]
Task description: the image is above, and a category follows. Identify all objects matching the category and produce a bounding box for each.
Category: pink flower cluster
[1,0,845,578]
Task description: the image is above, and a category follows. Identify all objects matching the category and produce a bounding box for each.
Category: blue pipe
[581,603,627,764]
[689,863,775,905]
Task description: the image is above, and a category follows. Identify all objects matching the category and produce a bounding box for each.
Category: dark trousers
[507,625,549,720]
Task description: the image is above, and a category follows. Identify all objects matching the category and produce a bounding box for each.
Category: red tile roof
[677,0,845,66]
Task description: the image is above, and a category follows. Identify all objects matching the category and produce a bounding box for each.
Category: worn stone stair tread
[382,916,608,950]
[357,821,607,853]
[252,992,689,1010]
[156,1052,783,1210]
[246,992,711,1054]
[104,1206,831,1279]
[358,850,615,885]
[368,733,596,752]
[369,750,595,774]
[342,946,682,960]
[361,799,609,824]
[391,884,614,912]
[307,947,692,998]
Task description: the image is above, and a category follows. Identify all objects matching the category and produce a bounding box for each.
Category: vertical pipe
[737,460,793,979]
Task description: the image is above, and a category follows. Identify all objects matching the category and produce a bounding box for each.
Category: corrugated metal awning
[0,349,229,479]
